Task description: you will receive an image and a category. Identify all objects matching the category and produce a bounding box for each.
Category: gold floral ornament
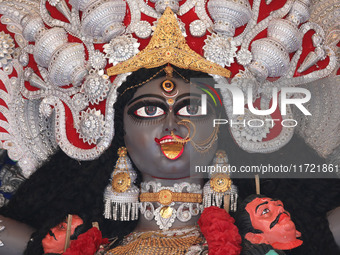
[107,8,231,77]
[111,172,131,193]
[140,189,203,205]
[210,173,232,193]
[210,150,231,193]
[117,147,127,157]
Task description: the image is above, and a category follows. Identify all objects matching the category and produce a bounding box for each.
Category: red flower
[63,227,109,255]
[198,206,242,255]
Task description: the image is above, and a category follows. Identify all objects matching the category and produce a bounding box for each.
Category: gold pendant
[210,173,231,193]
[112,172,131,193]
[160,206,173,219]
[158,189,173,205]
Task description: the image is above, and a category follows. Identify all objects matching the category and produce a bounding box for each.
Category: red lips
[155,135,183,144]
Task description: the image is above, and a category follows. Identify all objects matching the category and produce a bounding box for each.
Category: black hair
[70,220,93,240]
[0,66,216,254]
[235,194,266,237]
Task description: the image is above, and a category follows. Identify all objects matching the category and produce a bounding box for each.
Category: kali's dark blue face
[123,76,218,179]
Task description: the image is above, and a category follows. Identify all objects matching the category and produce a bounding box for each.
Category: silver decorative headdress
[0,0,338,177]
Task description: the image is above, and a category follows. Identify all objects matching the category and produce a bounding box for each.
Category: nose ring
[170,119,196,144]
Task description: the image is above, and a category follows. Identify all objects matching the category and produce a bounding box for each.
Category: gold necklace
[107,226,203,255]
[140,189,203,206]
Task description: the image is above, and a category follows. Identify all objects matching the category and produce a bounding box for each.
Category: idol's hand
[0,215,35,255]
[328,206,340,248]
[0,219,4,246]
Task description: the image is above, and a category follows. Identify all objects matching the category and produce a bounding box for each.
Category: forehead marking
[162,89,179,98]
[167,98,175,106]
[162,79,175,93]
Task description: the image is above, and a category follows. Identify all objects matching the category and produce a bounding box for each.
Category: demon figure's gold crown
[107,8,230,78]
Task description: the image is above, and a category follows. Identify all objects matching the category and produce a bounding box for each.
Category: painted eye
[177,105,202,116]
[262,208,270,215]
[135,106,165,117]
[57,223,66,230]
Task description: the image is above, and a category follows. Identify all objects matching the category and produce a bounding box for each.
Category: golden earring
[203,150,238,212]
[111,147,131,193]
[103,147,139,221]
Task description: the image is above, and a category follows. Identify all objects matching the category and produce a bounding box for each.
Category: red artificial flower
[198,206,242,255]
[63,227,109,255]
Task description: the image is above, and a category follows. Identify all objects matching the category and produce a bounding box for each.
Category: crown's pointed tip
[164,6,175,14]
[106,4,232,78]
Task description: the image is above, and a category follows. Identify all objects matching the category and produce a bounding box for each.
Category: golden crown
[107,7,231,78]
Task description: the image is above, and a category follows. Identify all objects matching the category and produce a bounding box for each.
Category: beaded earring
[103,147,139,221]
[203,150,238,212]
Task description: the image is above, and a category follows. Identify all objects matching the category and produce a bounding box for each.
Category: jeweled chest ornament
[140,181,203,230]
[107,225,203,255]
[140,189,203,205]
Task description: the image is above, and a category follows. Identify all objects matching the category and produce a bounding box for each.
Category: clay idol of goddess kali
[0,0,339,254]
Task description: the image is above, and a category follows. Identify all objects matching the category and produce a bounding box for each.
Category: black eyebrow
[175,93,202,101]
[176,93,216,109]
[128,92,215,107]
[48,230,57,240]
[270,199,283,206]
[128,94,166,106]
[255,201,268,213]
